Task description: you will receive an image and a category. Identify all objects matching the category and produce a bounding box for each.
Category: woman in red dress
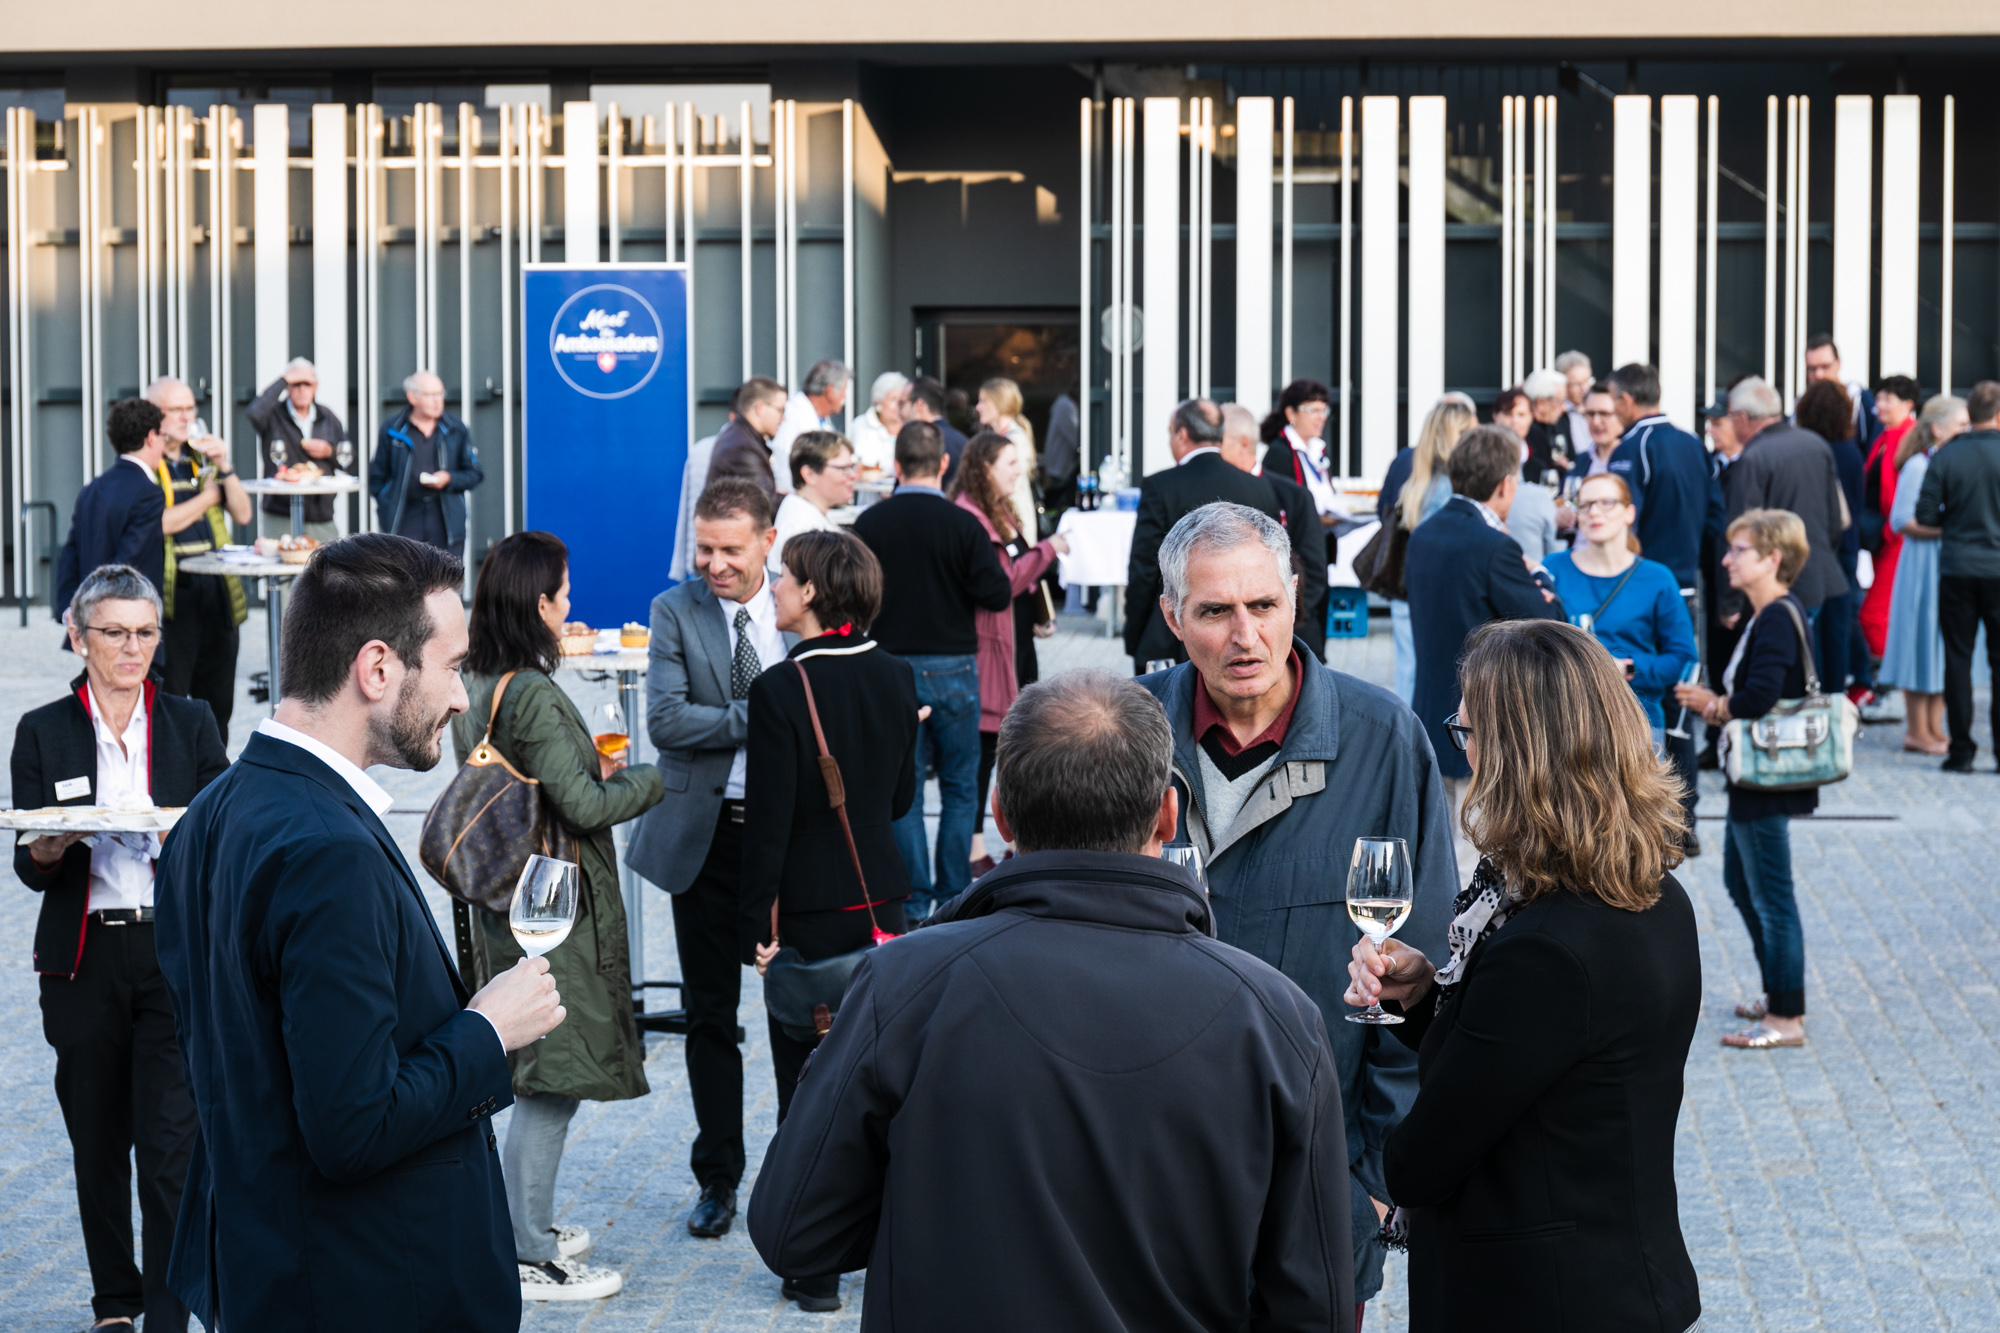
[1858,376,1920,658]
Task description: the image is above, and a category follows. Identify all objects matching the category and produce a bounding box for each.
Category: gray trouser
[502,1091,581,1262]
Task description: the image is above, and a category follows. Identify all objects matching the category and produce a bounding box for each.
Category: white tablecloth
[1055,509,1136,588]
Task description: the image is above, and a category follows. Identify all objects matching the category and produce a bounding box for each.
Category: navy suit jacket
[1404,497,1566,778]
[54,456,166,615]
[1607,415,1710,585]
[155,733,518,1332]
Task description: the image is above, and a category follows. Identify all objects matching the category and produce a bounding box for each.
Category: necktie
[731,606,759,699]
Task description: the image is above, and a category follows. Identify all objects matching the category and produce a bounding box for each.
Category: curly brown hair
[947,430,1023,540]
[1794,378,1855,443]
[1458,619,1687,912]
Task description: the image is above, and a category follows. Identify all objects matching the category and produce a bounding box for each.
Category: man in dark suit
[1221,403,1328,660]
[1717,376,1851,623]
[1124,399,1295,672]
[12,564,227,1333]
[155,534,566,1331]
[54,398,172,620]
[705,376,789,500]
[1405,426,1566,876]
[901,376,969,488]
[627,478,795,1241]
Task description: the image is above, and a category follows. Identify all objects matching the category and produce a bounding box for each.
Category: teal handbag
[1721,600,1859,791]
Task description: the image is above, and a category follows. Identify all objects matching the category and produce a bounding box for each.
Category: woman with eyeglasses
[1346,618,1700,1333]
[1571,388,1625,478]
[1543,474,1697,747]
[1674,508,1816,1049]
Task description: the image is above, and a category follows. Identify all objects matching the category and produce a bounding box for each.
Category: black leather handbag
[762,660,896,1045]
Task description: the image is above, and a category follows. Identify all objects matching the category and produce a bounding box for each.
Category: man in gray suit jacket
[1718,376,1852,622]
[627,478,794,1242]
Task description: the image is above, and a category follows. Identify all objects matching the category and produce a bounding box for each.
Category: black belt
[721,799,745,825]
[90,908,154,926]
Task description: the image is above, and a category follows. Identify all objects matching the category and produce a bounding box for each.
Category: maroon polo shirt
[1191,648,1303,780]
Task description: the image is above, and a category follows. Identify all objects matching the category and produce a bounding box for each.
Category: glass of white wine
[1345,836,1413,1026]
[509,855,580,959]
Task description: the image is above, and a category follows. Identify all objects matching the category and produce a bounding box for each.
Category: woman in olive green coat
[449,531,664,1300]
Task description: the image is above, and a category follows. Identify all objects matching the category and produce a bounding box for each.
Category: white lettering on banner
[546,284,667,401]
[577,308,631,331]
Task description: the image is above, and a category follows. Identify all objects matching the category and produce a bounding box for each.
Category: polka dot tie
[731,606,758,700]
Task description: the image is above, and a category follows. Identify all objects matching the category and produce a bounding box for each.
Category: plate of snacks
[559,622,599,655]
[0,806,186,837]
[273,461,324,484]
[277,534,318,565]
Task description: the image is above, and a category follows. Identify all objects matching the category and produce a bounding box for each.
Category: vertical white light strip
[458,103,476,539]
[1941,96,1955,396]
[358,104,381,527]
[311,105,348,465]
[1359,95,1399,480]
[1658,96,1699,429]
[1122,98,1135,476]
[564,101,598,265]
[843,99,855,430]
[79,107,102,479]
[135,106,155,388]
[211,106,237,471]
[427,108,443,375]
[1079,97,1091,477]
[1764,97,1778,384]
[1140,96,1182,476]
[528,102,544,265]
[663,100,676,265]
[1512,96,1526,383]
[1282,97,1295,388]
[1336,96,1349,473]
[1797,98,1811,400]
[1234,97,1273,417]
[1611,95,1652,369]
[1832,95,1873,385]
[772,101,786,388]
[1878,95,1919,378]
[1407,96,1445,454]
[1499,95,1513,388]
[8,110,35,604]
[1186,103,1201,401]
[1199,99,1214,399]
[1532,96,1546,381]
[739,103,752,381]
[163,107,182,378]
[1544,96,1558,368]
[786,100,799,391]
[499,103,514,536]
[1704,97,1719,411]
[606,103,621,264]
[1783,97,1798,405]
[411,105,429,371]
[252,105,290,387]
[1108,98,1124,469]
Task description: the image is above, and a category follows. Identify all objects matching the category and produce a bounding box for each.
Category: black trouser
[39,920,195,1331]
[161,573,240,735]
[1940,574,2000,764]
[975,730,999,826]
[396,496,464,566]
[670,805,746,1191]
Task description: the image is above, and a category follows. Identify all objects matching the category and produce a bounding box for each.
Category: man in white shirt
[1556,349,1595,453]
[13,565,230,1333]
[770,358,851,493]
[848,371,908,472]
[770,431,858,575]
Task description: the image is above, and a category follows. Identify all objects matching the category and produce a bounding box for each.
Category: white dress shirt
[722,576,788,799]
[84,684,157,912]
[1177,446,1222,466]
[848,409,896,471]
[769,492,837,575]
[770,393,832,495]
[1284,425,1343,517]
[288,399,316,436]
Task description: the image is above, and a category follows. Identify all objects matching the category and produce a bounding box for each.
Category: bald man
[370,370,484,562]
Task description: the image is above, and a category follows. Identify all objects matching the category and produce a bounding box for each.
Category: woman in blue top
[1544,473,1697,745]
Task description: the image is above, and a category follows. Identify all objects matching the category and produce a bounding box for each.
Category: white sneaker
[552,1224,590,1258]
[520,1258,623,1301]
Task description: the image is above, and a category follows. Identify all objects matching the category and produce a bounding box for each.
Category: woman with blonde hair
[975,377,1037,536]
[1880,394,1969,754]
[1385,394,1478,702]
[1345,618,1699,1333]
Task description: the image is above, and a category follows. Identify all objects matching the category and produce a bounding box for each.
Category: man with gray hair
[1136,500,1456,1319]
[370,369,484,561]
[846,369,908,472]
[246,356,350,542]
[751,668,1353,1329]
[13,563,228,1333]
[771,358,851,493]
[1555,348,1595,447]
[1522,367,1576,475]
[1718,374,1851,623]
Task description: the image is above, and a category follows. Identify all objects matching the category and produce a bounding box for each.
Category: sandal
[1722,1022,1805,1049]
[1734,998,1767,1021]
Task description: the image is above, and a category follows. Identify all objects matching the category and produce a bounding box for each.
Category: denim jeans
[892,654,982,918]
[1723,814,1805,1018]
[502,1090,580,1263]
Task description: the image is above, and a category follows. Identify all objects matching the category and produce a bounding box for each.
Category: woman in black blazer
[1346,618,1701,1333]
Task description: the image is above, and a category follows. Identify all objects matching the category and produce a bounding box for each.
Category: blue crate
[1325,586,1370,639]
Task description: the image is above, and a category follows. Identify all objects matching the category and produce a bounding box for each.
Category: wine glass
[335,438,354,471]
[268,434,288,468]
[1541,468,1562,493]
[510,855,580,958]
[1160,840,1206,893]
[1562,475,1583,505]
[1666,662,1704,740]
[1345,836,1413,1026]
[594,701,628,761]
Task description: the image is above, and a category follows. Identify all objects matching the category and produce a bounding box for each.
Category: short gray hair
[143,376,191,406]
[1554,349,1592,375]
[1729,376,1785,421]
[868,370,908,406]
[996,670,1173,854]
[68,564,162,631]
[1219,402,1259,444]
[803,358,851,396]
[1523,369,1567,401]
[1159,502,1292,616]
[404,369,442,395]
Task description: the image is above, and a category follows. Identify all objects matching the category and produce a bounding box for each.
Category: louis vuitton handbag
[420,671,578,912]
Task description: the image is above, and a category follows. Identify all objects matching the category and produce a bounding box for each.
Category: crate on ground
[1326,587,1369,639]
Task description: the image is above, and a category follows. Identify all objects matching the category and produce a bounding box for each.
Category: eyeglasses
[823,460,859,474]
[85,625,161,649]
[1443,711,1473,753]
[1574,498,1626,514]
[1724,542,1764,559]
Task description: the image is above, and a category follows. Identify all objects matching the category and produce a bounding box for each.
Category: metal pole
[786,100,799,392]
[740,102,752,382]
[1283,96,1296,389]
[1079,96,1091,479]
[1795,97,1810,405]
[1704,96,1719,413]
[1500,96,1513,390]
[1941,95,1955,396]
[842,100,854,431]
[607,102,621,265]
[1545,96,1558,368]
[1764,96,1778,386]
[1783,97,1798,406]
[500,103,515,537]
[459,104,476,578]
[1336,96,1350,475]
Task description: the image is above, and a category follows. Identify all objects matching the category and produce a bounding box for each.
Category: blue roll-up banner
[523,263,692,629]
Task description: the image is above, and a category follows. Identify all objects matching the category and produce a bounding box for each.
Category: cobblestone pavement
[0,606,1995,1330]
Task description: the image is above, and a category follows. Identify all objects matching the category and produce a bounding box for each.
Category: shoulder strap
[480,671,519,746]
[1591,561,1643,621]
[771,660,882,946]
[1772,599,1822,697]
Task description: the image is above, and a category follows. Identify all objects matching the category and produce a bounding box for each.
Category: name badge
[55,776,91,801]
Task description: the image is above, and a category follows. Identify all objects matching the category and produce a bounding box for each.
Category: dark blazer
[749,850,1353,1331]
[246,376,352,523]
[369,407,484,545]
[1719,421,1850,614]
[1123,452,1291,667]
[704,416,778,499]
[154,733,518,1332]
[1386,878,1702,1333]
[1265,469,1331,662]
[1914,427,2000,580]
[54,457,167,617]
[1404,496,1566,778]
[1607,415,1711,584]
[741,635,919,961]
[11,676,227,976]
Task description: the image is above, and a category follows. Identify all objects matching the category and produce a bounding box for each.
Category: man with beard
[154,534,567,1332]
